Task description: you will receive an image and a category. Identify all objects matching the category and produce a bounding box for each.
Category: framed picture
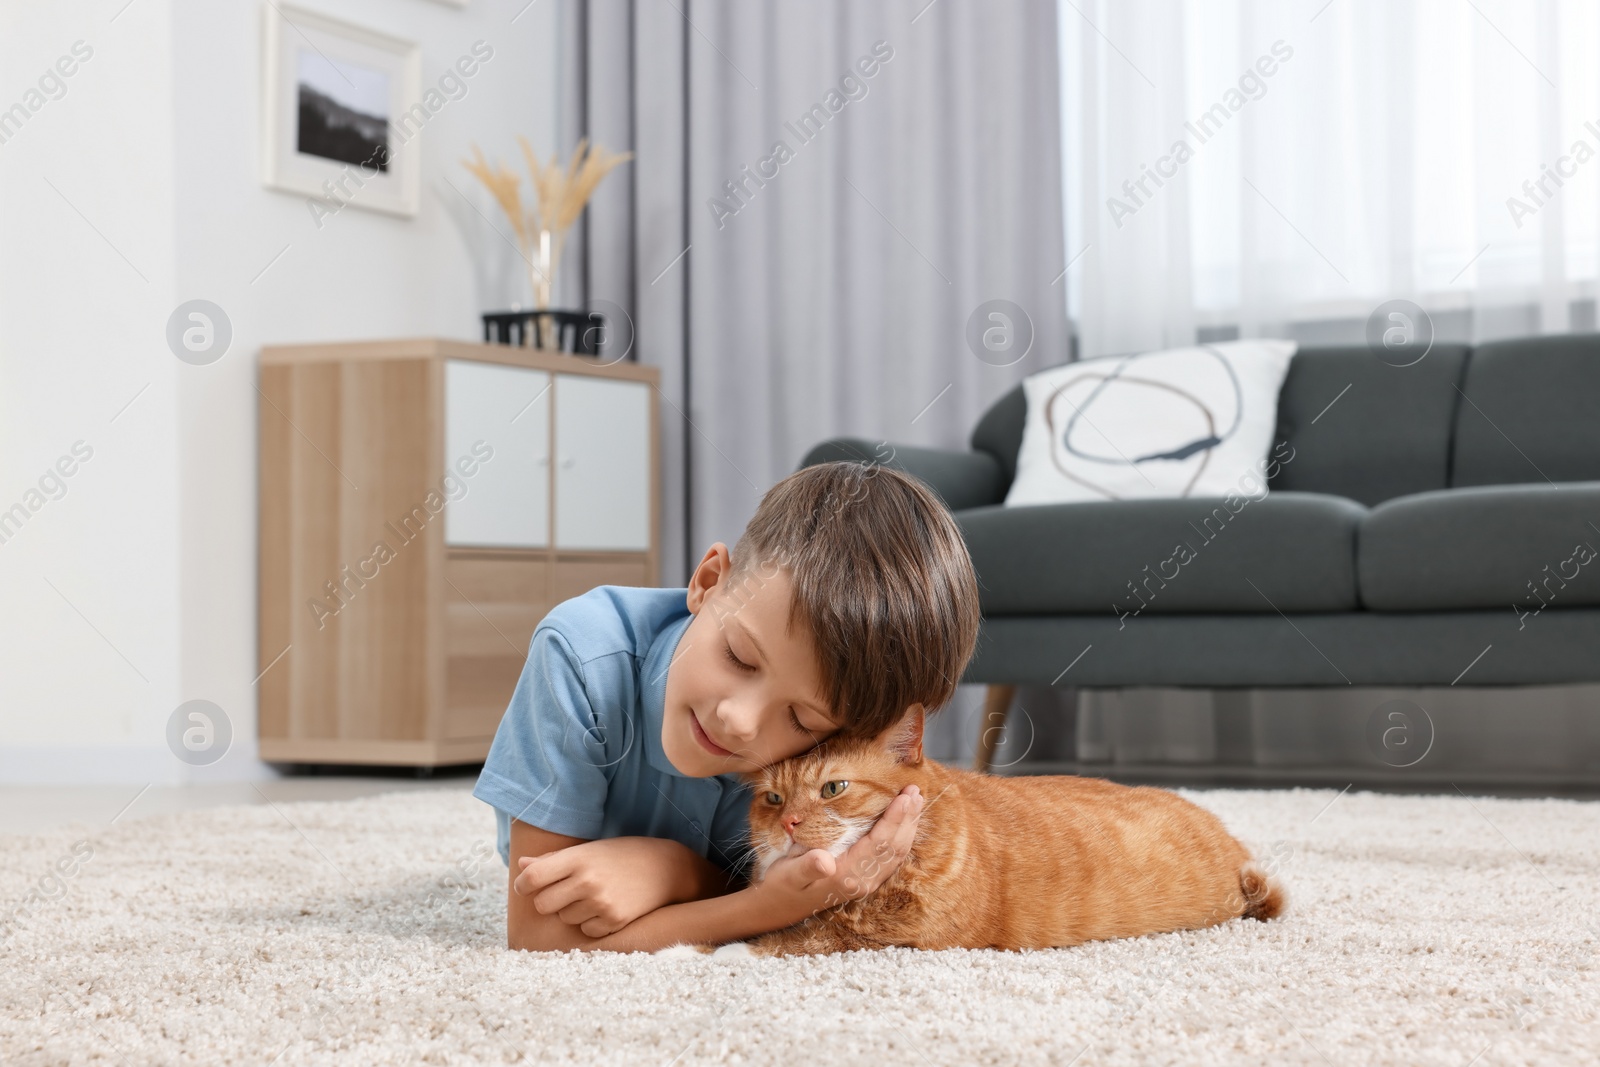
[261,4,421,217]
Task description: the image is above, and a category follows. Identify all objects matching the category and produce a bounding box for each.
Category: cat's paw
[655,943,714,958]
[711,941,756,959]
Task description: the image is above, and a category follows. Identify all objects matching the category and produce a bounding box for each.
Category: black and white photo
[295,51,390,172]
[261,5,419,216]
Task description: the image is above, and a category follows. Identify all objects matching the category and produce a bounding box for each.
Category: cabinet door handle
[536,455,549,466]
[560,457,576,469]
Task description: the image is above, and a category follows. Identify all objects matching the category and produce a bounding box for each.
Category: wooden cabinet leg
[973,684,1016,773]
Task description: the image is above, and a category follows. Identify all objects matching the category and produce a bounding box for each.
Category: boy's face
[661,544,839,777]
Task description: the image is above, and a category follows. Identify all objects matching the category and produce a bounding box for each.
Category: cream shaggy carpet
[2,785,1597,1066]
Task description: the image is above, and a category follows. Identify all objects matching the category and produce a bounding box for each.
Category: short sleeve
[473,626,618,859]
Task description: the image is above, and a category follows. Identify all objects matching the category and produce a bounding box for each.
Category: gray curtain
[559,0,1068,583]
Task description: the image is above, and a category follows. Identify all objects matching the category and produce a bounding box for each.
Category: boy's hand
[515,837,712,937]
[757,784,924,925]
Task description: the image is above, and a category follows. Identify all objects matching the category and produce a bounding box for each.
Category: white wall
[0,0,558,783]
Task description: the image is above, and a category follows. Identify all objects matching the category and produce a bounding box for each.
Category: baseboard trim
[993,759,1600,797]
[257,737,492,766]
[0,745,281,785]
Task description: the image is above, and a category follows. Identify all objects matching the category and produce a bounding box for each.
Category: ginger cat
[728,706,1283,956]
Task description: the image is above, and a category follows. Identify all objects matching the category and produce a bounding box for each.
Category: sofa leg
[973,684,1016,773]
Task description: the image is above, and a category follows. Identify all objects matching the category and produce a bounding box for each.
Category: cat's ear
[879,704,925,766]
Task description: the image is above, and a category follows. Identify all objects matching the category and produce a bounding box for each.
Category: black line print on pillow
[1043,344,1244,500]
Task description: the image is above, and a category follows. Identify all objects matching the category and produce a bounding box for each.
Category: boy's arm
[580,852,833,952]
[509,785,924,953]
[507,823,595,951]
[507,821,733,949]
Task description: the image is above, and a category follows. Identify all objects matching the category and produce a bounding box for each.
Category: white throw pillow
[1005,340,1298,505]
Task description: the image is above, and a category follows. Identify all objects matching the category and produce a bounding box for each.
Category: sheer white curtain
[1051,0,1600,774]
[1059,0,1600,357]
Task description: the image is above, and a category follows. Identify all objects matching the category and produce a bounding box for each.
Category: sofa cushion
[1358,482,1600,611]
[1004,340,1298,506]
[970,344,1472,506]
[1452,335,1600,488]
[1268,344,1471,506]
[965,610,1600,686]
[959,492,1366,616]
[971,384,1026,488]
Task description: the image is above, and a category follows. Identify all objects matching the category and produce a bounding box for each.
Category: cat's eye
[764,791,782,805]
[820,780,849,799]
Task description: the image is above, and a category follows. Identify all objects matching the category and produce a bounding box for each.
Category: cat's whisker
[725,841,763,882]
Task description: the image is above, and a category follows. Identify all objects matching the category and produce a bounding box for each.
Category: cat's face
[745,706,925,881]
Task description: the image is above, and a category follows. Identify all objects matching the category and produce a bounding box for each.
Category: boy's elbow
[508,928,564,952]
[506,910,554,952]
[507,908,603,953]
[508,929,612,953]
[507,919,565,952]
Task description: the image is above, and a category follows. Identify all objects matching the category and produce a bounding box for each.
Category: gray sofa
[804,335,1600,765]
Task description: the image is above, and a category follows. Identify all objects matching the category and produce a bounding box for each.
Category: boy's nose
[715,702,760,742]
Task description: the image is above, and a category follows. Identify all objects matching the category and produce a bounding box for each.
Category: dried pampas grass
[463,138,632,311]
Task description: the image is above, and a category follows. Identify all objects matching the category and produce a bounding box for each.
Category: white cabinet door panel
[444,360,550,548]
[554,376,650,550]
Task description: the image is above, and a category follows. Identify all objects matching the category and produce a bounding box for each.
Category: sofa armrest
[800,437,1008,512]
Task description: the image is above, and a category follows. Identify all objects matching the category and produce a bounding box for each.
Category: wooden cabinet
[258,338,659,767]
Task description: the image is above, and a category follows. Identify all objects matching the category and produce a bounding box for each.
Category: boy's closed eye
[722,641,819,738]
[722,643,755,673]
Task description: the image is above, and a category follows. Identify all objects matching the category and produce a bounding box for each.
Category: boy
[472,460,980,952]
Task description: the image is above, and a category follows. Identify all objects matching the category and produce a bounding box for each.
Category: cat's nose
[782,813,803,833]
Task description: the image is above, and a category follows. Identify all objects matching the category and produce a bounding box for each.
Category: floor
[0,770,479,835]
[3,783,1596,1064]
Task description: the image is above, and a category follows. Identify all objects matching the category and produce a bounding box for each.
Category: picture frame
[261,4,421,217]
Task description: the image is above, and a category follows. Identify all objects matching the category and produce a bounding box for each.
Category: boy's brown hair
[727,460,981,740]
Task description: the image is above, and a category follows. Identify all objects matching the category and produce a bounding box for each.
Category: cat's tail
[1238,862,1286,921]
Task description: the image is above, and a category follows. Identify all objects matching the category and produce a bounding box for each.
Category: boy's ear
[878,704,925,766]
[685,543,732,614]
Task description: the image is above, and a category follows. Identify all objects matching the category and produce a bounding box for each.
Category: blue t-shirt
[472,586,754,876]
